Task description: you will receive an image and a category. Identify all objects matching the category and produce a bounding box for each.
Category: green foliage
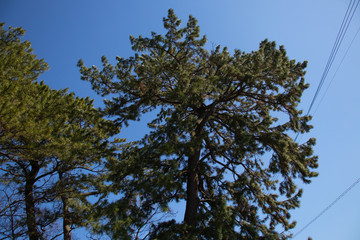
[79,9,318,239]
[0,23,48,84]
[0,23,120,239]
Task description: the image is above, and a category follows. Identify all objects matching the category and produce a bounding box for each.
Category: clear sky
[1,0,360,239]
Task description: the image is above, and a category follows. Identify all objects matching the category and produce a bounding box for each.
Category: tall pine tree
[78,9,318,239]
[0,23,120,240]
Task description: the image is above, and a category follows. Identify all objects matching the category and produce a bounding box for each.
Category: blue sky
[1,0,360,239]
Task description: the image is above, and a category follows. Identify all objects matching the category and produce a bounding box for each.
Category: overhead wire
[306,0,360,117]
[292,177,360,238]
[263,0,360,233]
[294,0,360,142]
[260,0,360,233]
[290,0,360,238]
[313,24,360,116]
[294,13,360,143]
[271,0,359,192]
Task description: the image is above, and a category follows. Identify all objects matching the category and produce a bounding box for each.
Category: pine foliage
[78,9,318,239]
[0,23,120,239]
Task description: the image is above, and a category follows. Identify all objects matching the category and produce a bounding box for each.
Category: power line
[294,0,360,142]
[264,0,360,229]
[291,0,360,237]
[313,24,360,115]
[271,9,360,194]
[306,0,360,116]
[292,177,360,238]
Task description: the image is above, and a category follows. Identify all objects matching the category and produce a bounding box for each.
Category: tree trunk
[62,196,72,240]
[59,173,72,240]
[184,148,201,226]
[184,112,208,226]
[25,162,41,240]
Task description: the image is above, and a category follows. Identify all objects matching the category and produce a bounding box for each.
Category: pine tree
[0,22,49,240]
[78,9,318,239]
[0,23,120,240]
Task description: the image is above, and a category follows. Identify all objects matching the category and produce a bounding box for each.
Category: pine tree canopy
[78,9,318,239]
[0,23,120,240]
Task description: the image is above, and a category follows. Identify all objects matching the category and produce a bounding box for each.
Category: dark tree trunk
[184,111,208,226]
[25,162,41,240]
[59,173,72,240]
[62,196,72,240]
[184,148,201,226]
